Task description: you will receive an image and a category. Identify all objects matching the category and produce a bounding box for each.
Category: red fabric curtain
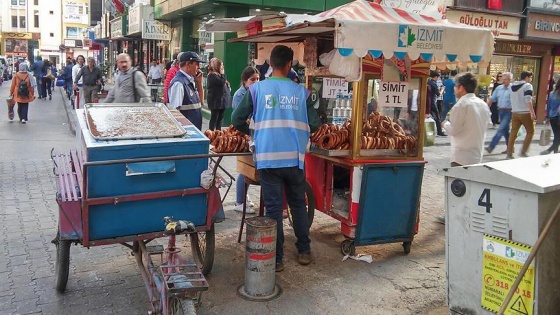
[488,0,502,10]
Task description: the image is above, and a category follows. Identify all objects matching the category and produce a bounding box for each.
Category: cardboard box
[236,155,259,182]
[262,17,286,32]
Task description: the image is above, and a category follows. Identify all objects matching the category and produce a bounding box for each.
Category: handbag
[539,128,551,146]
[56,78,65,87]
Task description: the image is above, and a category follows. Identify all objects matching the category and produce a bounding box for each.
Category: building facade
[62,0,91,62]
[0,0,42,65]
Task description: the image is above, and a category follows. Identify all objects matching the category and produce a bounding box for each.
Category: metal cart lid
[84,103,186,140]
[439,155,560,194]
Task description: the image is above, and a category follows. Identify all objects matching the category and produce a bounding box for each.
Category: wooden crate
[236,155,259,182]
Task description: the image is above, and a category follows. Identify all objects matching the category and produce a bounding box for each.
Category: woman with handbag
[541,80,560,154]
[9,64,35,123]
[207,58,229,130]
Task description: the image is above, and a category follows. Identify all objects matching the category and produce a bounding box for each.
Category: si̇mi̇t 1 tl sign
[142,20,171,41]
[379,81,408,108]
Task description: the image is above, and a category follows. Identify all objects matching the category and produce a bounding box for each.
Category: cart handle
[82,152,250,167]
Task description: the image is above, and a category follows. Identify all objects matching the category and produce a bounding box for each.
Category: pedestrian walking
[232,45,321,272]
[441,72,490,167]
[489,72,503,128]
[168,52,206,130]
[428,71,446,136]
[63,58,74,100]
[506,71,536,159]
[485,72,513,154]
[207,58,229,131]
[74,57,103,104]
[231,66,260,214]
[72,55,86,107]
[42,60,55,100]
[148,60,163,84]
[441,70,457,120]
[103,53,151,104]
[30,56,44,99]
[9,63,35,123]
[541,80,560,155]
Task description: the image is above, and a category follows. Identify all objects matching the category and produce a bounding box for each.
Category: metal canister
[237,216,282,301]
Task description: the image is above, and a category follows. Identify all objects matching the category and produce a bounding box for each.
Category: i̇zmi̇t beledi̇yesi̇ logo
[398,25,444,50]
[265,94,299,110]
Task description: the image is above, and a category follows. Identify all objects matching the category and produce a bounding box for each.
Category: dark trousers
[431,103,444,135]
[180,108,202,130]
[547,117,560,153]
[258,166,311,264]
[151,78,162,84]
[209,109,225,130]
[35,76,44,98]
[17,102,29,121]
[42,78,52,98]
[65,80,73,98]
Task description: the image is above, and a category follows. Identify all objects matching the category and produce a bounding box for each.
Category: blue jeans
[258,166,311,263]
[65,80,73,97]
[488,111,512,151]
[441,101,455,121]
[236,174,246,205]
[35,75,44,98]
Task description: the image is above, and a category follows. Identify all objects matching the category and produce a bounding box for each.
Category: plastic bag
[329,49,362,82]
[200,169,214,189]
[539,128,551,146]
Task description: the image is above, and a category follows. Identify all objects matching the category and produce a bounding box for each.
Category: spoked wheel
[288,182,316,228]
[340,239,356,256]
[53,232,71,293]
[168,297,197,315]
[190,224,215,276]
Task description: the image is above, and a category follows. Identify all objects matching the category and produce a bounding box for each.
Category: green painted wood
[262,0,325,11]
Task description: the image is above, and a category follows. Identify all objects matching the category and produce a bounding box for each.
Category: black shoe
[437,133,447,137]
[275,261,284,272]
[49,95,52,100]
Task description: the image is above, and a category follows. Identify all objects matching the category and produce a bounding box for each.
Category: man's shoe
[275,261,284,272]
[437,133,447,137]
[519,152,529,158]
[21,119,26,124]
[485,147,492,154]
[501,150,508,154]
[541,150,552,155]
[506,155,514,160]
[297,252,315,265]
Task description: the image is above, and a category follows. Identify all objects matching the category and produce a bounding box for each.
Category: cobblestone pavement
[0,82,552,315]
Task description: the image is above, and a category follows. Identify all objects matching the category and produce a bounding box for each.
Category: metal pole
[497,200,560,315]
[237,217,282,301]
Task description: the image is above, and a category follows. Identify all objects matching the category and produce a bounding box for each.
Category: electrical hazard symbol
[510,296,529,315]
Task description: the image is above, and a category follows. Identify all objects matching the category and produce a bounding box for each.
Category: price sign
[481,234,535,315]
[321,78,348,99]
[379,81,408,108]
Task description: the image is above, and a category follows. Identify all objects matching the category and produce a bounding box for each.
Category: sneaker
[519,152,529,158]
[485,147,492,154]
[506,155,514,160]
[233,203,255,214]
[49,95,52,100]
[541,150,552,155]
[21,119,26,124]
[501,150,509,154]
[246,195,256,208]
[275,261,284,272]
[297,252,315,265]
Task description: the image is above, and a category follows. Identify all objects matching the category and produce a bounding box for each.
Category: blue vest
[169,70,201,110]
[249,77,310,170]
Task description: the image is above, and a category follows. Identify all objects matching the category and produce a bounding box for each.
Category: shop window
[67,27,79,38]
[49,10,53,15]
[50,33,54,37]
[34,15,39,28]
[11,16,17,27]
[34,0,38,5]
[11,0,18,5]
[19,16,26,28]
[19,0,25,5]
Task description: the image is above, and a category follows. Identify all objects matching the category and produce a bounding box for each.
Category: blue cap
[179,51,206,63]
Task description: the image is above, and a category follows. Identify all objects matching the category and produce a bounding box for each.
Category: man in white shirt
[71,55,85,107]
[441,72,490,167]
[148,60,163,84]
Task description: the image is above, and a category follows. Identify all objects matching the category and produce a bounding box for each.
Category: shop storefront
[1,32,36,64]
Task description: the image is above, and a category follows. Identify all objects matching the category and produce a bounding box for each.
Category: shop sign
[375,0,446,19]
[379,81,409,108]
[322,78,349,99]
[64,39,76,47]
[64,14,87,24]
[2,32,32,39]
[142,20,171,40]
[494,42,534,55]
[4,39,28,53]
[128,4,154,35]
[554,56,560,74]
[199,31,213,45]
[528,0,560,13]
[110,17,123,39]
[94,24,102,39]
[525,12,560,42]
[446,10,520,40]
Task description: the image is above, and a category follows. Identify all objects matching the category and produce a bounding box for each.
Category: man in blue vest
[232,45,321,272]
[168,51,205,130]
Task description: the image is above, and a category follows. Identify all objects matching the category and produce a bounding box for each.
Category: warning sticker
[481,234,534,315]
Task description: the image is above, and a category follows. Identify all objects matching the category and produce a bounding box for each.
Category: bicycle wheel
[288,182,316,228]
[168,297,197,315]
[54,232,71,293]
[190,224,215,276]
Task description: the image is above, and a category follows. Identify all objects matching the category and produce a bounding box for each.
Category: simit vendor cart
[202,0,494,256]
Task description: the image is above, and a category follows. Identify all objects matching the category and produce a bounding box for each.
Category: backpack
[17,74,29,97]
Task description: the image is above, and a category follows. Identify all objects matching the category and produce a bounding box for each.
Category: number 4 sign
[378,81,409,108]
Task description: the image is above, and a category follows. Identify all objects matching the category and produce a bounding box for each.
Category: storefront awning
[201,0,494,65]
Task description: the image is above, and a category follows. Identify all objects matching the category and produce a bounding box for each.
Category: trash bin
[440,155,560,315]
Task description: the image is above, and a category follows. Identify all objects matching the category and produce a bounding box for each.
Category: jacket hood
[511,81,526,92]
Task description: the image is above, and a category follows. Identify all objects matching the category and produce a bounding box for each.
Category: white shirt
[72,63,83,84]
[443,93,490,166]
[148,65,163,80]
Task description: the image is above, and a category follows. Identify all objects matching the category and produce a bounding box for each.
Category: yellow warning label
[481,234,534,315]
